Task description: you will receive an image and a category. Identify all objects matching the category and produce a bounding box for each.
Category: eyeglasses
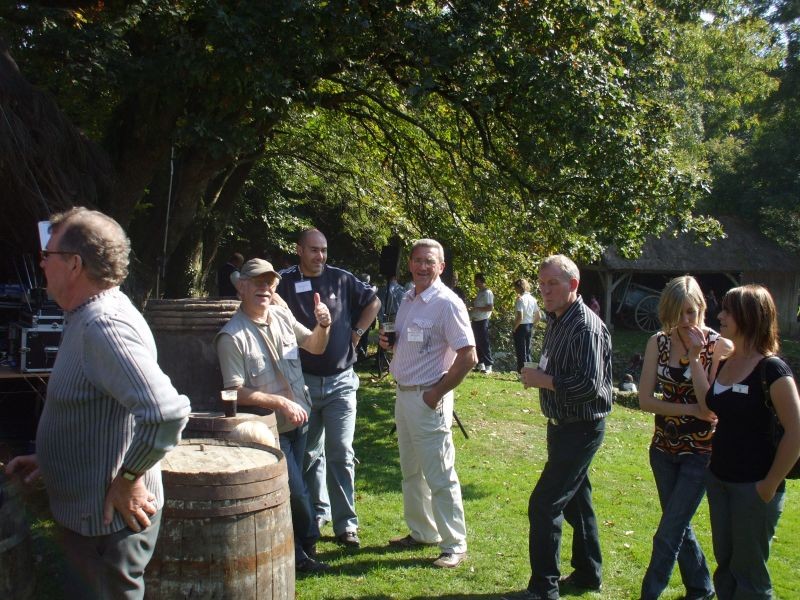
[40,249,79,260]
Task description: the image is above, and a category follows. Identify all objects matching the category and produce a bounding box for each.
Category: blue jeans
[513,324,533,372]
[303,368,359,534]
[641,448,713,600]
[280,424,320,562]
[527,418,605,600]
[706,471,785,600]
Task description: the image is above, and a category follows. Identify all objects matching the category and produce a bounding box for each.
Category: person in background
[277,228,381,548]
[469,272,494,374]
[512,278,541,373]
[700,285,800,599]
[620,373,638,392]
[6,207,190,599]
[508,255,612,600]
[216,258,333,573]
[379,238,477,569]
[356,273,375,360]
[218,252,244,298]
[589,295,601,316]
[637,275,726,600]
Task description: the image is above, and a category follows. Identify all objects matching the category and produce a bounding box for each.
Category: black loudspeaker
[379,243,401,277]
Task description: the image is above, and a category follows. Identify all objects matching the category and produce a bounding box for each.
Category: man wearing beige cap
[216,258,333,573]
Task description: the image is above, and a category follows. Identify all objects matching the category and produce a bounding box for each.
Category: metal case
[8,322,63,372]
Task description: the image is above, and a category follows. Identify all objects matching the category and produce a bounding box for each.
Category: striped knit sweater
[36,288,190,536]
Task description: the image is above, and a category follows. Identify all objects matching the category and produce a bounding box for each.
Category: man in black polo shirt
[506,254,613,600]
[277,228,381,548]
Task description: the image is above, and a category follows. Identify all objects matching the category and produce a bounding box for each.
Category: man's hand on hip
[104,474,157,532]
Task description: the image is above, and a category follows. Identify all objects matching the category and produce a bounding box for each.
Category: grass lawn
[17,330,800,599]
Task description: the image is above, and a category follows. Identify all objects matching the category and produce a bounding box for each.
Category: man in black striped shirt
[507,255,612,600]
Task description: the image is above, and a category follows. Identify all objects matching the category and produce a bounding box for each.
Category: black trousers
[471,318,493,366]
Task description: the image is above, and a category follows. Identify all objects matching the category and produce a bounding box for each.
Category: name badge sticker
[295,280,312,293]
[732,383,749,394]
[684,367,692,380]
[539,354,549,371]
[407,327,424,343]
[284,345,299,360]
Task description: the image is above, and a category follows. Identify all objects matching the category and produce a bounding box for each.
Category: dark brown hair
[721,284,780,355]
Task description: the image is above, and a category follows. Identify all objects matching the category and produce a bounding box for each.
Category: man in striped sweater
[6,207,190,599]
[507,255,613,600]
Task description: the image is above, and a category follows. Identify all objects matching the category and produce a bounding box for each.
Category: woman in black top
[699,285,800,599]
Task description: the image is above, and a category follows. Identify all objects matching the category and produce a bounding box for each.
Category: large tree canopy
[1,0,722,299]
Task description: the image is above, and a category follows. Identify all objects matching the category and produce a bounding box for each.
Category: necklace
[674,330,690,366]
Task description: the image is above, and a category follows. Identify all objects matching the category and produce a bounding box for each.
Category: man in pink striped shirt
[379,238,477,569]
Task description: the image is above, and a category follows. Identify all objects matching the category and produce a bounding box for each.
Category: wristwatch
[354,327,366,337]
[121,469,140,482]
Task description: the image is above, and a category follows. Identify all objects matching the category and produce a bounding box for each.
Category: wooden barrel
[185,411,279,444]
[144,298,240,411]
[145,439,294,600]
[0,473,34,600]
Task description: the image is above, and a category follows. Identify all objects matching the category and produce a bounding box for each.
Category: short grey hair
[50,207,130,287]
[411,238,445,262]
[540,254,580,282]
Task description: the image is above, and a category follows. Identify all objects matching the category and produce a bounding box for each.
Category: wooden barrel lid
[162,439,282,486]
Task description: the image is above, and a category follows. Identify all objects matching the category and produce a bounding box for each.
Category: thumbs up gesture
[313,292,332,328]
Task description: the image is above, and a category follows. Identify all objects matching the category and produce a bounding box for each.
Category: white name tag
[284,345,299,360]
[732,383,749,394]
[407,327,424,343]
[295,280,312,293]
[539,353,549,371]
[684,367,692,380]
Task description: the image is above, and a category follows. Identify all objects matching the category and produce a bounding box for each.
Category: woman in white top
[512,278,540,372]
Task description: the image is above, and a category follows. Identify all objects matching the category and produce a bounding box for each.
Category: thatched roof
[592,216,799,274]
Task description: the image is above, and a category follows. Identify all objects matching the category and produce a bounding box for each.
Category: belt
[396,383,434,392]
[548,415,587,426]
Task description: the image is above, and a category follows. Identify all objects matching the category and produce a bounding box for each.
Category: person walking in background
[218,252,244,298]
[508,255,612,600]
[379,238,477,568]
[700,285,800,599]
[216,258,333,573]
[277,228,381,548]
[469,272,494,373]
[637,275,726,600]
[512,278,541,373]
[6,207,190,599]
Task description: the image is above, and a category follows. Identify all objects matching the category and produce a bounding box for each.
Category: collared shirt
[277,264,377,376]
[390,279,474,386]
[216,306,312,433]
[539,295,613,421]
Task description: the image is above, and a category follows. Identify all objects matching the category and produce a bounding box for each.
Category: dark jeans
[527,418,605,599]
[56,510,162,600]
[513,324,533,372]
[471,318,493,367]
[706,471,785,600]
[280,424,320,562]
[641,448,713,600]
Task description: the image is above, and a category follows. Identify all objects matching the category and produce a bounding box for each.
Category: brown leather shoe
[388,534,437,549]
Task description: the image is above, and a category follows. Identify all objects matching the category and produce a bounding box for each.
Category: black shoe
[296,557,330,573]
[388,534,437,549]
[302,543,317,559]
[337,530,360,548]
[559,572,602,592]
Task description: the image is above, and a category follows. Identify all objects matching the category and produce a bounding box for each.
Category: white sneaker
[484,365,492,374]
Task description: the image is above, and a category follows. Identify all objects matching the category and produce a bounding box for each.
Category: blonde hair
[229,421,277,448]
[658,275,706,331]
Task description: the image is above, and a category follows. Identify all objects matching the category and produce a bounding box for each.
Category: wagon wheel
[635,295,660,332]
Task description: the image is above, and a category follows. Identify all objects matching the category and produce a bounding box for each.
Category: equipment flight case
[8,321,63,372]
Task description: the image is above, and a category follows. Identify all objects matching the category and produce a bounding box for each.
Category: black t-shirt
[707,356,794,482]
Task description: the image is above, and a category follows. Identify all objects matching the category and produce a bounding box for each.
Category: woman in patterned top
[638,276,729,600]
[700,285,800,599]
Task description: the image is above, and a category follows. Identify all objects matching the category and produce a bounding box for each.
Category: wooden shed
[583,216,800,337]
